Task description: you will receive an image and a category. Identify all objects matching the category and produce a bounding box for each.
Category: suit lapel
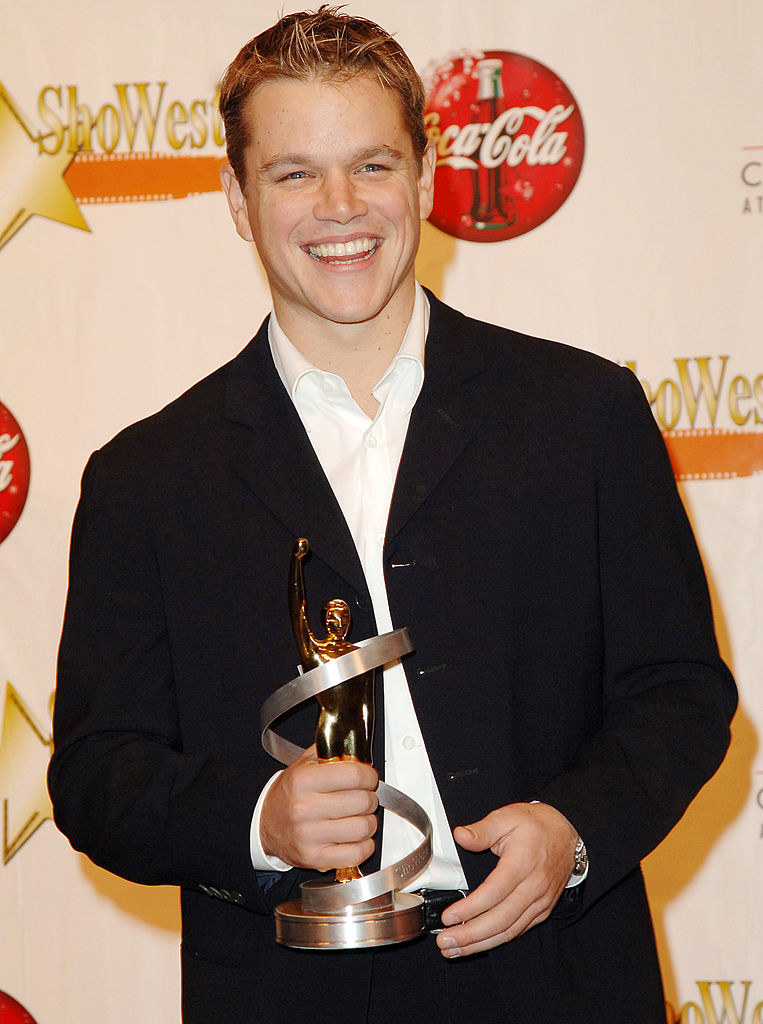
[222,295,491,586]
[387,293,491,543]
[224,320,367,596]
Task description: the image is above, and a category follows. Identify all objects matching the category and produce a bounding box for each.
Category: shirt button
[402,736,416,751]
[321,380,333,393]
[376,533,385,547]
[367,434,377,448]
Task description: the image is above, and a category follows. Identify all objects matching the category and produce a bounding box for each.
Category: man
[48,8,737,1023]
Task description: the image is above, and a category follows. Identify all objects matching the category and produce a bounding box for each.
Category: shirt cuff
[250,770,293,872]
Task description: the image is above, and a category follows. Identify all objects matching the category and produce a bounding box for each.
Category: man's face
[222,75,435,338]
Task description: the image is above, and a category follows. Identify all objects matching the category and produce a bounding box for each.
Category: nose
[313,170,368,223]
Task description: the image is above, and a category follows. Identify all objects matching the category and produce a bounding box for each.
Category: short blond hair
[219,5,427,188]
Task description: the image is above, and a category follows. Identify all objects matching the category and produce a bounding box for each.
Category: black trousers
[182,933,503,1024]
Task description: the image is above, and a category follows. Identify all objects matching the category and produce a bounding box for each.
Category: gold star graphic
[0,682,53,864]
[0,82,89,252]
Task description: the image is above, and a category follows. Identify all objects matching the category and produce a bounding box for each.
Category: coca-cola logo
[0,402,31,545]
[0,991,38,1023]
[425,50,585,242]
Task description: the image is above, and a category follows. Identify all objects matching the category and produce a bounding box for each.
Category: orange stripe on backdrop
[663,429,763,480]
[63,151,226,202]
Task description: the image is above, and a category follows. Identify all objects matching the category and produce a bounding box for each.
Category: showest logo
[669,981,763,1024]
[37,82,225,154]
[625,357,762,432]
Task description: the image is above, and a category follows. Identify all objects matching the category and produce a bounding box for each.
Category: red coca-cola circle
[0,992,38,1024]
[0,401,31,545]
[425,50,585,242]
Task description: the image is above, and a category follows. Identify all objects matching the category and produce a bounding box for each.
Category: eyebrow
[257,145,407,177]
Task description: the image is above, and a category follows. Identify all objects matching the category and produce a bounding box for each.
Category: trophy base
[274,890,425,950]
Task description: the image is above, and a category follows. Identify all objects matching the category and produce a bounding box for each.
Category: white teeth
[307,237,377,260]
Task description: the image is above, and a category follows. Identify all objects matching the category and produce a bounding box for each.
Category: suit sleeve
[537,366,737,913]
[48,449,302,915]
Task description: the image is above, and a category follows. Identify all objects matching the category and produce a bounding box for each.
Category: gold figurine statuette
[288,537,375,883]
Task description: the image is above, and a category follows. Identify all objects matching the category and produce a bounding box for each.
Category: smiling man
[48,8,736,1024]
[221,71,435,415]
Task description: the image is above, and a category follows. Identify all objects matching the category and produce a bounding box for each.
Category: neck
[275,289,415,417]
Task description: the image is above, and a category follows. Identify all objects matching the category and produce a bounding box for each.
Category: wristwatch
[572,836,588,877]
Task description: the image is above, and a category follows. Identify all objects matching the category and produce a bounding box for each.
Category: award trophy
[260,538,432,949]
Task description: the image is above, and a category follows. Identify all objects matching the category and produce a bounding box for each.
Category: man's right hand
[259,745,379,871]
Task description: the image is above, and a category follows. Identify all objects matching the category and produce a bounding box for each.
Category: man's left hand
[435,802,579,958]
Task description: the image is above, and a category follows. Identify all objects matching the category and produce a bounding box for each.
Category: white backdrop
[1,2,761,1021]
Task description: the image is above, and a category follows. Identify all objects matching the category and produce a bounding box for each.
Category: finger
[308,837,377,874]
[438,858,566,948]
[287,788,378,835]
[440,862,524,928]
[282,762,378,811]
[438,895,553,958]
[306,759,379,795]
[289,811,378,872]
[304,809,378,845]
[300,811,378,867]
[453,805,523,854]
[319,787,379,819]
[438,872,563,951]
[437,881,529,949]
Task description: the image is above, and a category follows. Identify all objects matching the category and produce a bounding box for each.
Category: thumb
[290,743,319,768]
[454,808,513,853]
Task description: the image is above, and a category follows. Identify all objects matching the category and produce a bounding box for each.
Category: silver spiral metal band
[260,629,433,910]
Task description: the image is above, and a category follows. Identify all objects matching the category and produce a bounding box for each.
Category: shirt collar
[268,282,429,401]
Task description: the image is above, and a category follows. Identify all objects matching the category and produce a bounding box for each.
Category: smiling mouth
[306,236,379,264]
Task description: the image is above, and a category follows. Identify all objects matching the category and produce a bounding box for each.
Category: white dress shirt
[249,283,468,891]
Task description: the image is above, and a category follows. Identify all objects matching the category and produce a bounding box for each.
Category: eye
[278,170,309,182]
[358,163,386,174]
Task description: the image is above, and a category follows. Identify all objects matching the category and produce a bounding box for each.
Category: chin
[326,306,386,326]
[309,294,388,326]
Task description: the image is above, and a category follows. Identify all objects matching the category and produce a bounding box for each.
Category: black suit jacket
[49,294,736,1023]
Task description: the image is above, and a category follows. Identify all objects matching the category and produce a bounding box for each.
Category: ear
[417,145,437,221]
[220,162,254,242]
